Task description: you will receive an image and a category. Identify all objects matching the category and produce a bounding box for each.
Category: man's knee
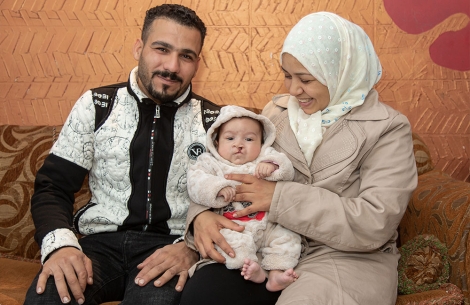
[24,276,64,305]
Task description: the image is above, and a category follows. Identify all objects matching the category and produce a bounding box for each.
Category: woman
[181,12,417,305]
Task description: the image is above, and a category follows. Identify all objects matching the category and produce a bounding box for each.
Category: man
[25,4,220,305]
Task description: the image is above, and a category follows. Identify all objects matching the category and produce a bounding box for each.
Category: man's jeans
[24,231,181,305]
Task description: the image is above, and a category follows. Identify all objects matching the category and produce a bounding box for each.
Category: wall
[0,0,469,182]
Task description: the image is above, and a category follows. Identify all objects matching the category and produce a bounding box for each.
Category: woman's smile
[297,98,314,109]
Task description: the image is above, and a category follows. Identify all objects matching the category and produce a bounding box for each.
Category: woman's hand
[193,210,244,263]
[225,173,276,218]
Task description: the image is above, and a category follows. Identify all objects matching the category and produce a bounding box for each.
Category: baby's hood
[206,105,277,158]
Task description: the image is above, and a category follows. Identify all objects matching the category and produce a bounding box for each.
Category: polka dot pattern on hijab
[281,12,382,165]
[281,11,382,126]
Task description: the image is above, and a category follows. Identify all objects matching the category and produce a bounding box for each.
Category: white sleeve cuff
[40,228,82,264]
[173,236,184,244]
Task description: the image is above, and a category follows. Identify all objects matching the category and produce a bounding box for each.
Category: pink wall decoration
[384,0,470,71]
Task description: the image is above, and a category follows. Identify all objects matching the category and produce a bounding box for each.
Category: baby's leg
[266,269,299,292]
[216,228,258,269]
[241,258,266,284]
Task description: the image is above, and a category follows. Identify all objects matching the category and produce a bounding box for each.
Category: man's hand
[225,173,276,218]
[37,247,93,305]
[134,242,199,292]
[193,210,244,263]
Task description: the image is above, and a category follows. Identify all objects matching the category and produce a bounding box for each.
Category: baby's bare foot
[241,258,266,283]
[266,269,299,292]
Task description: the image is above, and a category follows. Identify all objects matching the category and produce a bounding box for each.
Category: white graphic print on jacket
[51,75,208,237]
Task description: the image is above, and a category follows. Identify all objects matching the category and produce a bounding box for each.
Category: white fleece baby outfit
[187,105,301,270]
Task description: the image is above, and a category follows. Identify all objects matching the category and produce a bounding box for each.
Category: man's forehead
[146,18,202,53]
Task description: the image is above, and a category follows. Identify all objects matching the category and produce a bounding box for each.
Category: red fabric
[223,211,266,222]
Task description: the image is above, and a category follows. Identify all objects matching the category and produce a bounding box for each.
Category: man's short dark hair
[142,4,207,51]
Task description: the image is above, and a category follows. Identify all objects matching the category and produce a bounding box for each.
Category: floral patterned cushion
[396,283,464,305]
[398,234,450,295]
[412,133,434,176]
[399,169,470,302]
[0,125,90,260]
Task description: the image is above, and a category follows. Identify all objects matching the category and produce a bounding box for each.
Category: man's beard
[138,65,185,104]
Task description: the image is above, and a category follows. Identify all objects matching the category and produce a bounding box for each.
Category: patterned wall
[0,0,468,182]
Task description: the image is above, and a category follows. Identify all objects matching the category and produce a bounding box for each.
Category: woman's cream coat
[265,91,417,253]
[185,90,418,304]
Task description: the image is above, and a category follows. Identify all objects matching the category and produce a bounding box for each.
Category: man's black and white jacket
[31,67,220,263]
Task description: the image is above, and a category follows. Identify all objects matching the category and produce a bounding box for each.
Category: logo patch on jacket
[188,142,206,160]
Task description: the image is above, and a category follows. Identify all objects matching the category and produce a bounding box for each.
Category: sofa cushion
[399,169,470,302]
[0,125,91,260]
[0,255,41,305]
[398,234,450,295]
[412,133,434,175]
[396,283,464,305]
[0,126,60,260]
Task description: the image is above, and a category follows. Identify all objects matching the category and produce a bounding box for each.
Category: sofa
[0,124,469,305]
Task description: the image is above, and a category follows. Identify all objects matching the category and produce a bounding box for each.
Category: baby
[187,105,301,291]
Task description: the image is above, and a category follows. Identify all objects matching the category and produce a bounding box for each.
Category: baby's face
[216,117,263,165]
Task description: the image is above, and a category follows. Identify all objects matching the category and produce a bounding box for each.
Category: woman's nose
[289,79,303,96]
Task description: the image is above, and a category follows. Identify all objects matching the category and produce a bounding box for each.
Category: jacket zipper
[144,105,160,230]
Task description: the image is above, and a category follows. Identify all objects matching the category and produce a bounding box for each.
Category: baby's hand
[217,186,236,202]
[255,162,278,179]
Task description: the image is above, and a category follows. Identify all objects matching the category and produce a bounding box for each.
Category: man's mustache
[152,70,183,82]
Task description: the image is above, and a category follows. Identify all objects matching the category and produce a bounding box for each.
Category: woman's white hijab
[281,12,382,165]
